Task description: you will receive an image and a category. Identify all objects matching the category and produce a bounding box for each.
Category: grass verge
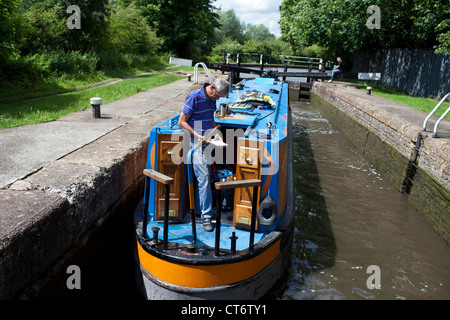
[351,81,450,120]
[0,66,192,129]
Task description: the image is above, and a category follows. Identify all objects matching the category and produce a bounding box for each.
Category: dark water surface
[272,101,450,300]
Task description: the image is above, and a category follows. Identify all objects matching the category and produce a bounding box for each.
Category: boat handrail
[422,92,450,138]
[214,179,261,256]
[143,169,173,249]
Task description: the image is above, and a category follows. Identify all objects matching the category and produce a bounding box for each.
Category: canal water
[269,100,450,300]
[32,99,450,301]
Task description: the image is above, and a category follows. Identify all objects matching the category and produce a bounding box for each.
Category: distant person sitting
[328,57,344,82]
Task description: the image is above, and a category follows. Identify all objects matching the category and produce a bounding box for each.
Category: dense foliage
[1,0,292,87]
[279,0,450,59]
[3,0,447,88]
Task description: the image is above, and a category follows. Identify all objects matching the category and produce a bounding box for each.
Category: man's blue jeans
[191,137,213,220]
[331,68,342,80]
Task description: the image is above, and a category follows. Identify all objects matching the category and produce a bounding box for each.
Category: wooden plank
[169,57,193,67]
[143,169,173,185]
[215,179,261,190]
[358,72,382,80]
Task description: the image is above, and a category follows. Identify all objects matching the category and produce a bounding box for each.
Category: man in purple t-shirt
[178,78,229,231]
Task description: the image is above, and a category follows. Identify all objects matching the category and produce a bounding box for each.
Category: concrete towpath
[0,71,213,299]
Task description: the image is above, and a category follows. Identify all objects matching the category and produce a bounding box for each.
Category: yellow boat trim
[137,239,281,288]
[150,143,156,170]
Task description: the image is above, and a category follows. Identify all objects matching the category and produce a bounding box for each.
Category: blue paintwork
[146,219,269,251]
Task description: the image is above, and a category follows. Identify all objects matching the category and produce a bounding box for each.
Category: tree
[243,24,275,42]
[137,0,219,58]
[105,4,160,55]
[213,9,246,45]
[20,0,110,53]
[279,0,450,57]
[19,4,68,55]
[208,9,288,63]
[58,0,110,52]
[213,9,275,45]
[435,17,450,54]
[0,0,22,64]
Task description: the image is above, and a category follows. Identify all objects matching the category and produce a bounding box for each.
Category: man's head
[207,78,230,100]
[337,57,342,62]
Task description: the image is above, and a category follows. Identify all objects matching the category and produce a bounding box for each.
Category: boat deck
[143,215,269,251]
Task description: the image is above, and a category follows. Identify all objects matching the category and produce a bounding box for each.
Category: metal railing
[224,53,323,71]
[422,92,450,138]
[142,169,262,256]
[280,55,324,81]
[280,55,323,67]
[194,62,214,84]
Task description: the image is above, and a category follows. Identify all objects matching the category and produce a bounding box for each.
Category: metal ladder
[193,62,214,84]
[422,92,450,137]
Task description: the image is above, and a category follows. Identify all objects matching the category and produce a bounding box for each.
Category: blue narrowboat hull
[134,76,294,299]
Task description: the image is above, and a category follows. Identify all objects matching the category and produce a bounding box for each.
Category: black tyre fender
[257,196,277,226]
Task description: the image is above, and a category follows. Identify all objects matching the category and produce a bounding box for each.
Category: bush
[296,44,327,59]
[45,51,99,76]
[104,4,161,55]
[0,50,99,85]
[0,54,44,84]
[208,39,244,62]
[96,52,163,73]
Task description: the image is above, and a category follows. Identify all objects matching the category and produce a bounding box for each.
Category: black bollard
[230,231,238,255]
[90,97,102,118]
[152,226,160,245]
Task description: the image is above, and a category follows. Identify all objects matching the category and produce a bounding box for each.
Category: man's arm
[178,112,207,142]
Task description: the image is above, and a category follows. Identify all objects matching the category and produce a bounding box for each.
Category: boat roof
[153,77,288,141]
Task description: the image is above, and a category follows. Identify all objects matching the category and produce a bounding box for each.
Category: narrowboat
[134,73,294,300]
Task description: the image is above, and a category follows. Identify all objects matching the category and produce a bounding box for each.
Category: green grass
[0,75,117,105]
[0,66,193,129]
[352,81,450,120]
